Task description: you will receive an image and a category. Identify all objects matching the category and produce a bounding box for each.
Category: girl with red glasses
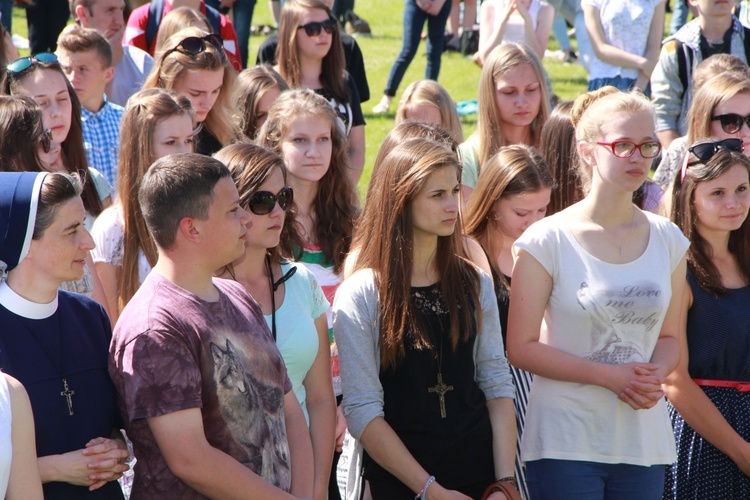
[507,88,688,499]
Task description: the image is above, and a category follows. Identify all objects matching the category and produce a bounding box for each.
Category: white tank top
[0,373,12,498]
[495,0,543,45]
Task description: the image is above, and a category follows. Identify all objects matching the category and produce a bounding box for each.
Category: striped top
[297,243,343,395]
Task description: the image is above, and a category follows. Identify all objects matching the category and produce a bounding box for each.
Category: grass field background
[12,2,596,194]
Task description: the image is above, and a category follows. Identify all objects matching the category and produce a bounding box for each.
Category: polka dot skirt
[664,387,750,499]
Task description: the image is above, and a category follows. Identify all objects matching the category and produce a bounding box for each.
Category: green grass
[10,1,591,195]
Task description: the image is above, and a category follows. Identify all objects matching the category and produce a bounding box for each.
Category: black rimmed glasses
[711,113,750,134]
[247,186,293,215]
[163,34,224,58]
[38,128,53,154]
[297,18,337,37]
[596,140,662,159]
[7,53,58,74]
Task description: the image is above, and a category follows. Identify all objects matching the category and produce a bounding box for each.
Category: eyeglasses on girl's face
[297,18,336,37]
[595,140,662,159]
[247,186,293,215]
[7,53,58,75]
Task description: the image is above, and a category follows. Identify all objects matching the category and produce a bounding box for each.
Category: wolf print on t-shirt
[576,280,663,365]
[211,338,291,488]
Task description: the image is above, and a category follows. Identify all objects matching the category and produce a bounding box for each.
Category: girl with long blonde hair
[395,80,463,145]
[144,26,239,156]
[508,88,687,499]
[458,42,550,196]
[91,88,194,323]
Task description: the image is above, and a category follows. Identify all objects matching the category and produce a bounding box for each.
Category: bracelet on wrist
[495,476,518,489]
[415,475,436,500]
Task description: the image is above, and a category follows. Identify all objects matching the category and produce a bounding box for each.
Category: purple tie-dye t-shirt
[110,272,293,499]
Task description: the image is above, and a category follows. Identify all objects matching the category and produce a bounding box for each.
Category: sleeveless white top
[495,0,543,44]
[0,373,12,498]
[514,210,689,465]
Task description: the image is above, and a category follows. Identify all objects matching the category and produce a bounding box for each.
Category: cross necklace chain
[21,316,75,416]
[427,330,453,419]
[586,207,636,256]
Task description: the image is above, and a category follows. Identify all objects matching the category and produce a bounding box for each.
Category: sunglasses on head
[164,34,224,58]
[297,18,337,37]
[248,186,293,215]
[712,113,750,135]
[38,128,53,154]
[7,53,58,74]
[680,138,745,181]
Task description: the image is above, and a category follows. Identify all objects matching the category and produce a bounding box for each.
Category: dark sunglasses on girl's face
[711,113,750,134]
[165,34,224,58]
[248,186,293,215]
[689,138,744,163]
[38,128,53,154]
[7,52,58,74]
[297,18,337,37]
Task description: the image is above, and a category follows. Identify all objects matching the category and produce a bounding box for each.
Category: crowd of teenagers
[3,0,750,499]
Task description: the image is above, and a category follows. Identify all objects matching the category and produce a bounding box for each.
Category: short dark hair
[34,173,83,239]
[138,153,230,250]
[57,26,113,68]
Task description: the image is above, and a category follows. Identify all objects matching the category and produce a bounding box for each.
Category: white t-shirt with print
[513,210,688,466]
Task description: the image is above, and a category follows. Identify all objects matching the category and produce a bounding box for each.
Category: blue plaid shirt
[82,95,124,187]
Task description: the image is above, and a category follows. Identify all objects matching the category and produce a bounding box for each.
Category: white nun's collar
[0,281,57,319]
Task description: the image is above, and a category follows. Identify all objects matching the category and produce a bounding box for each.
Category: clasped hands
[59,437,131,491]
[606,362,667,410]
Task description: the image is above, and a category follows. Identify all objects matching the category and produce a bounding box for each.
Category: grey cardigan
[332,268,515,440]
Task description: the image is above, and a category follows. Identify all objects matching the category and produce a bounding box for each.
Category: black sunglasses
[164,34,224,58]
[7,52,58,74]
[711,113,750,134]
[689,138,744,163]
[297,18,337,37]
[248,186,293,215]
[38,128,53,154]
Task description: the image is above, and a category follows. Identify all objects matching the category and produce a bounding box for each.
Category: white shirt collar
[0,281,58,319]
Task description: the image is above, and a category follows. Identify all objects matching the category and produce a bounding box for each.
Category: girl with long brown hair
[464,144,552,499]
[1,53,106,226]
[458,42,550,197]
[214,142,336,500]
[91,88,194,323]
[233,65,289,140]
[276,0,365,182]
[334,136,517,499]
[664,142,750,497]
[144,26,239,156]
[257,89,358,497]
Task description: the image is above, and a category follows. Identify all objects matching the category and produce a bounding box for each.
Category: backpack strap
[675,38,690,101]
[145,0,164,51]
[743,26,750,63]
[204,5,222,38]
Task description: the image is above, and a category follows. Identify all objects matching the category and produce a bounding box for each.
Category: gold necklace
[586,207,636,256]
